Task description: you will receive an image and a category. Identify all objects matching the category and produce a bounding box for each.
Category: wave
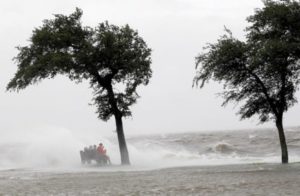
[206,141,236,154]
[1,127,300,170]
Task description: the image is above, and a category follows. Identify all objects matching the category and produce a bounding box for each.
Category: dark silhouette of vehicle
[80,146,109,165]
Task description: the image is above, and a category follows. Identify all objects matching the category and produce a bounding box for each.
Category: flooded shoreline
[0,162,300,195]
[1,128,300,195]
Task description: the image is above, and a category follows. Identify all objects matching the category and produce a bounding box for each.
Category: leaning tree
[194,0,300,163]
[7,8,152,165]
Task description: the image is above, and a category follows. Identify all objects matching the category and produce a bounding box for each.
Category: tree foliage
[7,8,152,121]
[194,0,300,123]
[195,0,300,163]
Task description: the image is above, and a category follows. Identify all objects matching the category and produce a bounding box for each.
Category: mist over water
[127,127,300,169]
[1,126,300,171]
[0,127,84,170]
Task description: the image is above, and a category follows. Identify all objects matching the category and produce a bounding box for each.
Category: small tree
[7,8,152,165]
[194,0,300,164]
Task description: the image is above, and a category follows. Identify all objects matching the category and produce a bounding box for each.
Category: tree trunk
[106,84,130,165]
[114,114,130,165]
[276,117,288,164]
[92,71,131,165]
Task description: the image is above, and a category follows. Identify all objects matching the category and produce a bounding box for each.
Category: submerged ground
[1,128,300,195]
[0,163,300,195]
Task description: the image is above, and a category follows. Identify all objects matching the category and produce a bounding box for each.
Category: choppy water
[0,127,300,195]
[125,127,300,168]
[1,127,300,169]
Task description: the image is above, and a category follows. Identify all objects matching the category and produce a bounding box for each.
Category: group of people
[80,143,111,165]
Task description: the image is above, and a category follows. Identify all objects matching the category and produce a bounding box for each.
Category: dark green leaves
[194,0,300,123]
[7,8,152,121]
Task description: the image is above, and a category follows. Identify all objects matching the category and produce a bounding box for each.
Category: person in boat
[97,143,111,164]
[92,145,97,159]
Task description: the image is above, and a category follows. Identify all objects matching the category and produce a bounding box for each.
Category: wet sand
[0,163,300,195]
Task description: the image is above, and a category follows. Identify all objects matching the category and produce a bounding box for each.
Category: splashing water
[1,126,300,171]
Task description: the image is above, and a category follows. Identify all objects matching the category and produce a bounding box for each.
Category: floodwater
[1,127,300,195]
[0,163,300,195]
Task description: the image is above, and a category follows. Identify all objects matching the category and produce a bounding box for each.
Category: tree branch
[244,66,279,117]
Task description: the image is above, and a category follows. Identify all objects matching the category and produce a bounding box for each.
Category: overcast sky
[0,0,299,138]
